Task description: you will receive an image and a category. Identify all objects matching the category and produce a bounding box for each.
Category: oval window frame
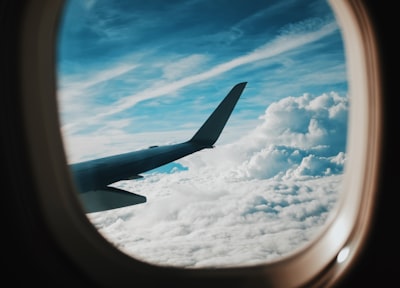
[19,0,381,287]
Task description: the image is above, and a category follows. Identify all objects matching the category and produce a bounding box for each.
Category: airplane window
[56,0,349,268]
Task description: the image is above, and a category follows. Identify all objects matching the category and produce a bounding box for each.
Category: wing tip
[189,82,247,146]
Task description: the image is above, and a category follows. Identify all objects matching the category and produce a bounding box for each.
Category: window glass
[57,0,348,268]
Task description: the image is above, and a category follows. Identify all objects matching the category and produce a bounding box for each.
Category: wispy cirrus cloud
[98,21,337,117]
[58,62,138,125]
[60,19,338,134]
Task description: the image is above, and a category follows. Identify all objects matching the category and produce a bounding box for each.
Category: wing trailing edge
[80,187,146,213]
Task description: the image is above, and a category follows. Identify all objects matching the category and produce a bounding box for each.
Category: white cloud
[162,54,209,80]
[58,62,138,129]
[86,91,348,268]
[180,91,348,178]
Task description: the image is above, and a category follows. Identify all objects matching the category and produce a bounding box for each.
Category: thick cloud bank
[88,92,348,268]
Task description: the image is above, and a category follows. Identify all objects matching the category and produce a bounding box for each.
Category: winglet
[189,82,247,147]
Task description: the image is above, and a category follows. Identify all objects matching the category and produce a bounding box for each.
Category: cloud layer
[87,91,348,268]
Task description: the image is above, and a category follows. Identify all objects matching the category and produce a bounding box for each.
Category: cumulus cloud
[180,91,348,180]
[87,91,348,268]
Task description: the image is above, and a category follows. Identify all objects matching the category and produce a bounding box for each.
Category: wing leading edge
[70,82,247,213]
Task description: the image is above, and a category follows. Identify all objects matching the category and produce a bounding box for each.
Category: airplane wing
[70,82,247,213]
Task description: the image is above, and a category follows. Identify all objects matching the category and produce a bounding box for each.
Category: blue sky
[57,0,349,267]
[57,0,347,163]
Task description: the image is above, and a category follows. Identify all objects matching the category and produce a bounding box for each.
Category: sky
[57,0,349,268]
